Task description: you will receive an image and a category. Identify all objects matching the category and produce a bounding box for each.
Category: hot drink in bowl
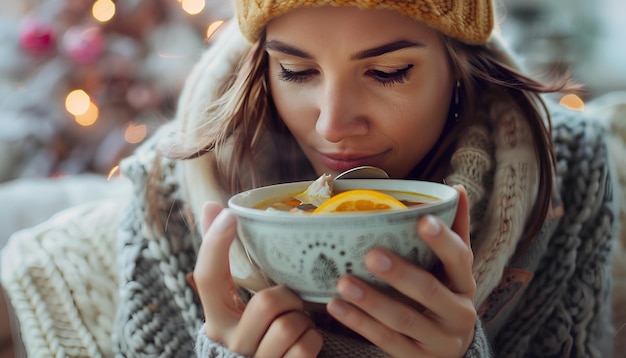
[228,176,458,303]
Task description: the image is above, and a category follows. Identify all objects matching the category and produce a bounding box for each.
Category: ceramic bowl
[227,179,458,303]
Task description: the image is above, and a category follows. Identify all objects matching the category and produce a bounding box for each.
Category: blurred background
[500,0,626,97]
[0,0,624,244]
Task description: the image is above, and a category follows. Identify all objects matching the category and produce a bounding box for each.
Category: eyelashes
[368,64,413,86]
[278,64,414,86]
[278,65,316,83]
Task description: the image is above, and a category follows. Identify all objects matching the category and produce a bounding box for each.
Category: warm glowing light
[559,94,585,112]
[124,122,147,144]
[74,101,99,126]
[206,20,224,40]
[107,165,120,180]
[66,89,91,116]
[181,0,205,15]
[93,0,115,22]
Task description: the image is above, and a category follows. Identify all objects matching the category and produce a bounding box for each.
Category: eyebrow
[265,40,313,59]
[352,40,424,60]
[264,40,424,60]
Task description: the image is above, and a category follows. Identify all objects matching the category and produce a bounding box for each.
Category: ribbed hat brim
[236,0,494,45]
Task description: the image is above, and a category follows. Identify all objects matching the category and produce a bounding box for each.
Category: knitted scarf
[446,93,539,307]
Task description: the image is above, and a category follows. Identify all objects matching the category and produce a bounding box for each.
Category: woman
[113,1,617,357]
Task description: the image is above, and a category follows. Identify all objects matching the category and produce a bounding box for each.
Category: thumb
[201,201,224,236]
[451,184,470,247]
[194,202,244,334]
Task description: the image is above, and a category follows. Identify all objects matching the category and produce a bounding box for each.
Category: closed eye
[368,64,414,86]
[278,63,414,86]
[279,64,318,83]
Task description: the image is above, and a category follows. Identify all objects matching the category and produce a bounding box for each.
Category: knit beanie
[236,0,495,45]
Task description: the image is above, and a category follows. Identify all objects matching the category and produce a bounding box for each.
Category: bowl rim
[228,179,459,221]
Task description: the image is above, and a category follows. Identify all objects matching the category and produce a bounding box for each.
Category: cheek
[413,69,453,128]
[269,79,313,134]
[390,83,451,132]
[385,78,452,155]
[387,106,444,148]
[269,67,319,125]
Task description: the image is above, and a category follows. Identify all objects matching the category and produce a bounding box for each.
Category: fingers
[329,269,474,357]
[363,249,473,328]
[328,277,458,357]
[283,328,324,358]
[193,202,243,338]
[194,202,321,357]
[200,201,224,235]
[329,275,437,342]
[255,309,322,357]
[418,185,475,297]
[194,203,237,301]
[451,184,471,246]
[231,286,314,356]
[324,186,476,357]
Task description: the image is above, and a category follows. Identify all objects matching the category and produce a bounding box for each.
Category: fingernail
[422,215,441,236]
[369,251,392,272]
[327,299,348,316]
[212,209,235,232]
[340,281,364,300]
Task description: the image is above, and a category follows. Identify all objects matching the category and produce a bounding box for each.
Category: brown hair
[175,31,311,193]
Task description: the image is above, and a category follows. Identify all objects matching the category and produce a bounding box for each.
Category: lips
[319,151,387,172]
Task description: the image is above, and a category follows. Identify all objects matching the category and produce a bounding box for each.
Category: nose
[315,76,368,143]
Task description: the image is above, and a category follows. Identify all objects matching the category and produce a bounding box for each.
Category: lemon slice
[312,189,407,214]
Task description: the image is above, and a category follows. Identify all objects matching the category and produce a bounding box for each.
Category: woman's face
[266,6,454,179]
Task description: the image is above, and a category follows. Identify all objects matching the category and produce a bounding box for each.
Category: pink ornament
[62,26,105,65]
[19,17,57,55]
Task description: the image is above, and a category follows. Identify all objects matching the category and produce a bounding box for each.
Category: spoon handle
[334,166,389,180]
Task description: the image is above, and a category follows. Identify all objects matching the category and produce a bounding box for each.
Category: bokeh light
[124,122,147,144]
[206,20,224,40]
[559,94,585,112]
[107,165,120,180]
[181,0,205,15]
[65,89,91,116]
[92,0,116,23]
[74,101,99,126]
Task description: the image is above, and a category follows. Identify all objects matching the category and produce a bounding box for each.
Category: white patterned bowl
[228,179,458,303]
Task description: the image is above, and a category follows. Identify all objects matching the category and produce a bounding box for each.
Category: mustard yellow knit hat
[236,0,495,45]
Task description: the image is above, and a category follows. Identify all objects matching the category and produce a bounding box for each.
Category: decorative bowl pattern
[228,179,458,303]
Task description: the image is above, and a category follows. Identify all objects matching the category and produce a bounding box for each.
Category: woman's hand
[193,202,323,357]
[326,185,476,358]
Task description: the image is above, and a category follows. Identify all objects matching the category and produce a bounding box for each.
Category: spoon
[334,166,389,180]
